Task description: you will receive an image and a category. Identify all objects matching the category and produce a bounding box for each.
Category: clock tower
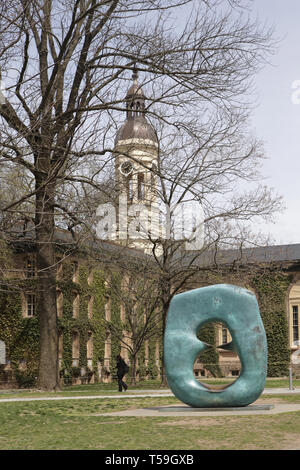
[114,71,160,253]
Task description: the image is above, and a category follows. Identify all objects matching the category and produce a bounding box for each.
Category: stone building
[1,233,300,388]
[0,229,162,388]
[191,244,300,378]
[0,73,300,387]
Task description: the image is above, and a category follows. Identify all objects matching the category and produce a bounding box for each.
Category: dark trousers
[117,372,128,391]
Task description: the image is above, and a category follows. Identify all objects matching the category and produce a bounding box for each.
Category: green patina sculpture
[164,284,267,408]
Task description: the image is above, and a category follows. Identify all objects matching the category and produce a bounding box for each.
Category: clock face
[120,161,133,176]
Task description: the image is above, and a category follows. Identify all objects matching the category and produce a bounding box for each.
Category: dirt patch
[255,397,286,404]
[280,433,300,450]
[156,416,249,428]
[157,418,219,427]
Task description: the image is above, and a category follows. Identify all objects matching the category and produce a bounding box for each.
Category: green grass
[199,378,300,389]
[1,378,299,450]
[258,378,300,389]
[0,395,300,450]
[0,377,299,400]
[0,379,164,399]
[261,394,300,403]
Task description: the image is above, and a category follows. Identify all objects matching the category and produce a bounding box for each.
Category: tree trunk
[160,301,170,388]
[35,175,60,391]
[130,353,137,385]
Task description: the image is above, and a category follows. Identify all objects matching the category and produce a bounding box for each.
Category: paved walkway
[263,387,300,394]
[0,388,300,417]
[95,403,300,417]
[0,387,299,403]
[0,391,171,403]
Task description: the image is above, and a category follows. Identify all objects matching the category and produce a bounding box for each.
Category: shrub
[15,370,37,388]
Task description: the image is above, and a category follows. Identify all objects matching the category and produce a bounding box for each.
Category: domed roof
[115,116,158,145]
[115,70,158,146]
[125,69,145,99]
[126,82,145,99]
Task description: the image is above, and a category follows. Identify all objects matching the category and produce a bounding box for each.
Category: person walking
[116,354,129,392]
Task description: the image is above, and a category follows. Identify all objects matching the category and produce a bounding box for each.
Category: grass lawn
[0,392,300,450]
[0,377,299,400]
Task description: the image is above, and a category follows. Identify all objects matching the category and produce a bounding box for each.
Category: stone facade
[1,243,300,388]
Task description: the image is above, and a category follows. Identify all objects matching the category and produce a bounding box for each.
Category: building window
[105,297,111,322]
[87,332,93,360]
[56,257,63,280]
[25,255,36,278]
[88,268,93,285]
[57,290,63,318]
[222,327,228,344]
[73,293,80,318]
[88,295,94,319]
[127,178,134,202]
[26,293,36,317]
[120,303,126,323]
[292,305,299,343]
[58,331,63,360]
[138,173,145,200]
[104,329,111,369]
[72,261,79,283]
[135,211,141,232]
[72,331,80,361]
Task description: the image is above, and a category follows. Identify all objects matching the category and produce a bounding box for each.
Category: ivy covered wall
[187,269,292,378]
[0,254,162,387]
[197,323,223,378]
[0,280,40,387]
[251,271,292,377]
[0,247,296,387]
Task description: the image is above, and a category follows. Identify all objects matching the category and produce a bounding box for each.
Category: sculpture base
[156,404,274,412]
[96,403,300,417]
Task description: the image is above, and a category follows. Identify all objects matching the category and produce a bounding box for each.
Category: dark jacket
[116,357,129,375]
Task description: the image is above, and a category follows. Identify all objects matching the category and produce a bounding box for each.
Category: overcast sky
[246,0,300,245]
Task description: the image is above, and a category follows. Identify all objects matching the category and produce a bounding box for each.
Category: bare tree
[105,263,161,384]
[150,119,283,384]
[97,110,282,384]
[0,0,279,389]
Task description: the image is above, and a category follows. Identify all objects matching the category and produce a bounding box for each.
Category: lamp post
[289,366,294,391]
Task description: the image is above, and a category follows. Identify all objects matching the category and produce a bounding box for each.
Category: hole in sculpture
[194,322,241,390]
